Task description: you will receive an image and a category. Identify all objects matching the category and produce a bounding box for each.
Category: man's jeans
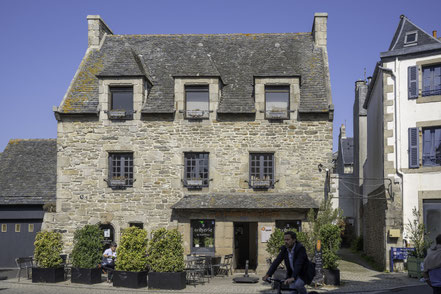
[288,277,307,294]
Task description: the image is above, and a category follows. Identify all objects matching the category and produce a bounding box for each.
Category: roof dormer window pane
[404,31,418,45]
[109,87,133,120]
[265,86,289,119]
[185,85,209,119]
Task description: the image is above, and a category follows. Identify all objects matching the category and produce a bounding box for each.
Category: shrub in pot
[70,224,104,284]
[113,227,148,288]
[406,207,431,278]
[147,228,186,290]
[32,231,64,283]
[320,223,342,285]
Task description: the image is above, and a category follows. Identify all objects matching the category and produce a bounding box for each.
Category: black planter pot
[32,267,65,283]
[71,267,102,284]
[323,268,340,286]
[113,270,148,289]
[148,271,186,290]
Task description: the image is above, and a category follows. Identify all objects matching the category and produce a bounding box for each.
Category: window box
[186,179,204,187]
[109,178,127,187]
[108,110,127,119]
[251,179,271,188]
[185,110,209,119]
[266,110,289,119]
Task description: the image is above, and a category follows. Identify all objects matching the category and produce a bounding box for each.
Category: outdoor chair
[15,257,34,282]
[185,256,207,285]
[218,254,233,276]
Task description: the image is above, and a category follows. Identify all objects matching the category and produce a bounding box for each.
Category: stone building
[0,139,56,267]
[43,13,334,273]
[363,15,441,270]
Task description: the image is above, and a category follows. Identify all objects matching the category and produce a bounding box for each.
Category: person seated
[102,242,117,282]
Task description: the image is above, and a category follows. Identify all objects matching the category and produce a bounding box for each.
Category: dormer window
[404,31,418,46]
[109,87,133,119]
[265,86,289,120]
[185,85,209,119]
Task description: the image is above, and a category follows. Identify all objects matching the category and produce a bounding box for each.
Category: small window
[422,127,441,166]
[422,65,441,97]
[191,219,215,254]
[129,222,143,229]
[184,153,209,187]
[185,85,209,119]
[108,153,134,188]
[28,224,34,232]
[15,224,21,233]
[265,86,289,119]
[109,87,134,119]
[249,153,274,189]
[1,224,6,233]
[404,31,418,45]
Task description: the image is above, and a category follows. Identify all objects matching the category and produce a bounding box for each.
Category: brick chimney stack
[312,13,328,47]
[87,15,113,48]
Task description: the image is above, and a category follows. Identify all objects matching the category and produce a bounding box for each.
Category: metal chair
[15,257,34,282]
[185,256,207,285]
[218,254,233,276]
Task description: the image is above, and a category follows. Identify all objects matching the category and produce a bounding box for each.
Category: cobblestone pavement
[0,249,425,294]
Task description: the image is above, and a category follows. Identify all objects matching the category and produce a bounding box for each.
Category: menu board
[261,226,273,243]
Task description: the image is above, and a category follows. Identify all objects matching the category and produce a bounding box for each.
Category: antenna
[364,68,366,81]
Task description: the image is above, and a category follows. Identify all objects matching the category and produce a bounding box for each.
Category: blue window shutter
[409,128,419,168]
[408,66,419,99]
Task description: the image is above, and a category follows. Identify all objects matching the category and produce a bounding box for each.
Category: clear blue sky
[1,0,440,152]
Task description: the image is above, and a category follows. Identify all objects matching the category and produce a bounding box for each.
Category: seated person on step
[102,242,117,282]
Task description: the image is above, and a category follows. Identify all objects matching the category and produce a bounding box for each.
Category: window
[265,86,289,119]
[191,219,215,254]
[423,127,441,166]
[109,87,134,119]
[1,224,6,233]
[15,224,21,233]
[185,85,209,119]
[184,153,209,187]
[108,153,134,188]
[276,220,302,232]
[129,222,143,229]
[28,224,34,233]
[422,65,441,97]
[249,153,274,188]
[404,31,418,45]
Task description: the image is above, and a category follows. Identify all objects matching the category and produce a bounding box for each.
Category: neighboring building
[43,13,334,273]
[363,15,441,270]
[353,80,368,236]
[0,139,56,267]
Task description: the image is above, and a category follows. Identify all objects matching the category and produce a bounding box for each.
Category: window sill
[416,95,441,104]
[402,166,441,173]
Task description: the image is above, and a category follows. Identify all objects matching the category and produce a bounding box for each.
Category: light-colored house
[363,15,441,270]
[43,13,334,273]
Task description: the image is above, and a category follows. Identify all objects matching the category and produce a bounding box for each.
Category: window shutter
[408,66,418,99]
[408,128,419,168]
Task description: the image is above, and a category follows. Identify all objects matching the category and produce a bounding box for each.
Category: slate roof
[382,15,441,58]
[0,139,56,205]
[341,138,354,165]
[59,32,331,114]
[171,193,318,210]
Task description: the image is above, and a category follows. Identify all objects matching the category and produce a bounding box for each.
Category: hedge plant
[406,207,431,258]
[115,226,148,272]
[266,228,309,260]
[319,223,342,270]
[34,231,63,268]
[71,224,104,268]
[147,228,185,272]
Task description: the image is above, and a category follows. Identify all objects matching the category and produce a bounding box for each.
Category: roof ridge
[109,32,311,37]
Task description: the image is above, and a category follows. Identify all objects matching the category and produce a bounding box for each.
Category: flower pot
[407,256,424,278]
[32,267,65,283]
[148,271,186,290]
[71,267,102,284]
[113,270,148,289]
[323,268,340,286]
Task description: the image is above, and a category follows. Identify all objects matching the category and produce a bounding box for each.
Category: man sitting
[102,242,117,282]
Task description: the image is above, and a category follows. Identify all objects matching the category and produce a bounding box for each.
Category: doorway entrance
[234,222,257,270]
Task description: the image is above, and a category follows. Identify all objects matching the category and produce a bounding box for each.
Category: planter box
[109,179,126,187]
[32,267,65,283]
[108,110,127,119]
[186,110,208,119]
[113,270,148,289]
[323,268,340,286]
[266,110,288,119]
[407,256,424,278]
[148,271,186,290]
[71,267,102,284]
[186,179,203,187]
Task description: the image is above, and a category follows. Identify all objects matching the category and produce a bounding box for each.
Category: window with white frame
[185,85,209,119]
[404,31,418,46]
[265,86,290,119]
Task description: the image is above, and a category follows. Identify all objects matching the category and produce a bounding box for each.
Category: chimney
[433,30,437,38]
[312,12,328,47]
[87,15,113,48]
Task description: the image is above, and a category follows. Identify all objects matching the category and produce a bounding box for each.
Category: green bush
[115,227,148,272]
[319,223,342,269]
[71,224,104,268]
[147,228,185,272]
[266,228,285,259]
[406,207,431,258]
[350,236,363,252]
[34,231,63,268]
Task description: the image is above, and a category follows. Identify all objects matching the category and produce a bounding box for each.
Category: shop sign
[260,226,273,243]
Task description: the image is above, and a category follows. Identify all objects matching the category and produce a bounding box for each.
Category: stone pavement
[0,249,425,293]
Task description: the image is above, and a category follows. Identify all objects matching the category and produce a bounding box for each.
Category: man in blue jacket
[263,231,308,294]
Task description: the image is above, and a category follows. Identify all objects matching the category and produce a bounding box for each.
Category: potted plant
[406,207,431,278]
[32,231,64,283]
[113,226,148,288]
[320,223,342,285]
[70,224,104,284]
[147,228,186,290]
